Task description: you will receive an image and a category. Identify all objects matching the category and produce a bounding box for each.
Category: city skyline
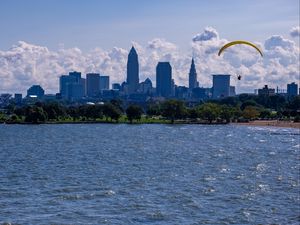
[0,0,299,94]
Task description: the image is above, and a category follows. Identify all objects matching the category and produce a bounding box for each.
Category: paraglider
[218,40,263,57]
[218,40,263,81]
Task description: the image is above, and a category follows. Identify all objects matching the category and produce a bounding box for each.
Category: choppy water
[0,124,299,224]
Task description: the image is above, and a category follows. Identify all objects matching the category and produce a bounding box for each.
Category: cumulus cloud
[147,38,177,51]
[192,27,219,42]
[264,35,294,50]
[290,26,300,37]
[0,27,299,94]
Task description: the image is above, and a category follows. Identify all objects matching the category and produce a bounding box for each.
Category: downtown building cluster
[0,46,299,107]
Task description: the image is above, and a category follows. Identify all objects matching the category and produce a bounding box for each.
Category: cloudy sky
[0,0,299,94]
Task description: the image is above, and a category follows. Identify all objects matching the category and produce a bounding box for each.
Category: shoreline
[2,120,300,129]
[234,120,300,129]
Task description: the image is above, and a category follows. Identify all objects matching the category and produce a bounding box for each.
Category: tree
[161,100,187,123]
[146,104,161,116]
[242,106,259,120]
[259,109,271,119]
[24,106,47,124]
[188,108,199,120]
[103,103,121,122]
[220,105,234,123]
[219,96,240,107]
[287,96,300,111]
[240,100,259,110]
[110,99,124,113]
[67,106,80,121]
[126,105,143,123]
[198,103,221,123]
[42,102,66,120]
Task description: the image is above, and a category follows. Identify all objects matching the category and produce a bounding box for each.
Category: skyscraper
[156,62,172,97]
[86,73,100,97]
[69,71,81,82]
[189,58,198,90]
[59,71,84,100]
[212,74,230,99]
[126,46,139,94]
[100,76,110,90]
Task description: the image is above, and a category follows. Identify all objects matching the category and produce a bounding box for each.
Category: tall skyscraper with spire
[126,46,139,94]
[189,58,198,90]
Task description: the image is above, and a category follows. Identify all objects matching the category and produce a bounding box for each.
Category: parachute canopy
[218,40,263,57]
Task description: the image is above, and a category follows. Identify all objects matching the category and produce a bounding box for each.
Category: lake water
[0,124,299,224]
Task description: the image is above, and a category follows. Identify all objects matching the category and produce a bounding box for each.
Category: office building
[86,73,100,97]
[230,86,236,96]
[175,86,189,99]
[138,78,153,94]
[0,94,12,107]
[69,71,81,82]
[60,75,76,97]
[287,82,298,97]
[67,83,84,100]
[156,62,172,97]
[14,93,22,104]
[80,78,86,96]
[212,74,230,99]
[100,76,110,90]
[189,58,198,90]
[192,87,210,100]
[27,85,45,98]
[112,83,121,90]
[59,71,84,100]
[258,85,275,96]
[126,46,139,94]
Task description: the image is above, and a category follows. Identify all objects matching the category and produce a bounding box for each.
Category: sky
[0,0,299,94]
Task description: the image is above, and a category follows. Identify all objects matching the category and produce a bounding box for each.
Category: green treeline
[1,94,299,124]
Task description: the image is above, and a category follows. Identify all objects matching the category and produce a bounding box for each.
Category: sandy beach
[235,120,300,129]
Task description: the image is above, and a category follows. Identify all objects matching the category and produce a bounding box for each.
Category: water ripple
[0,124,299,224]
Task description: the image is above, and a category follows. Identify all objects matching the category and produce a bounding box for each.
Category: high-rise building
[212,74,230,99]
[80,78,86,96]
[287,82,298,97]
[67,83,84,100]
[189,58,198,90]
[69,71,81,82]
[86,73,100,97]
[126,46,139,94]
[60,75,76,97]
[156,62,172,97]
[100,76,110,90]
[59,71,84,100]
[27,85,45,98]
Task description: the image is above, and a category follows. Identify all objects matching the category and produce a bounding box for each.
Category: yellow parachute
[218,40,263,57]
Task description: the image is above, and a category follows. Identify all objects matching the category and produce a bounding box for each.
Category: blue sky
[0,0,299,94]
[0,0,299,51]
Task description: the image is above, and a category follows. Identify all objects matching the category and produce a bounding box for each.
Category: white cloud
[290,26,300,38]
[192,27,219,42]
[0,27,299,94]
[264,35,294,50]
